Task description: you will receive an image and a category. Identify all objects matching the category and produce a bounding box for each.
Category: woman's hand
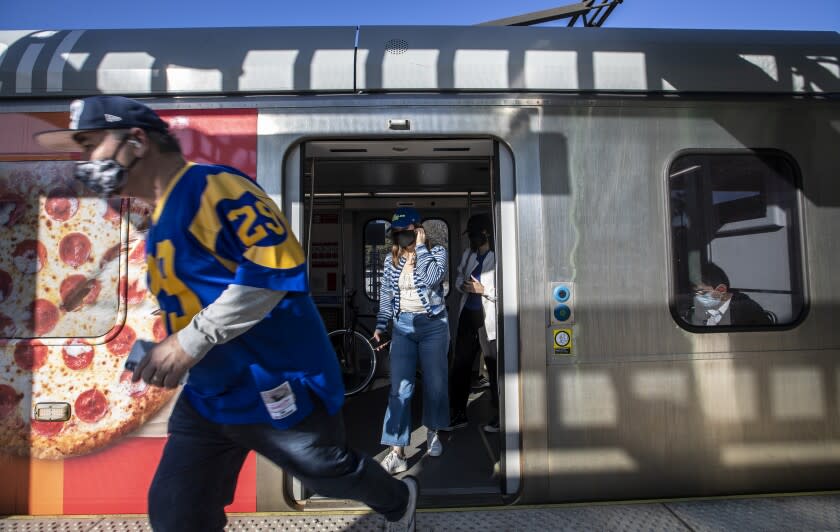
[463,276,484,294]
[415,227,426,246]
[371,330,389,351]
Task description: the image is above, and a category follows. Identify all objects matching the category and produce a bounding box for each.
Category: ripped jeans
[380,311,450,447]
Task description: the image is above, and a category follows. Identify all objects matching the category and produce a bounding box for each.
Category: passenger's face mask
[74,136,138,197]
[693,290,731,325]
[468,231,488,250]
[394,230,417,248]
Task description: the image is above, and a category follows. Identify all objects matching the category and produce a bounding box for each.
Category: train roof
[1,26,838,98]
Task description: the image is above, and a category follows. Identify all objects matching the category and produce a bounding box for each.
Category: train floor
[2,492,839,531]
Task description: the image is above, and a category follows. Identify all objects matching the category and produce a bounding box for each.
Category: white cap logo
[104,114,122,122]
[69,99,84,129]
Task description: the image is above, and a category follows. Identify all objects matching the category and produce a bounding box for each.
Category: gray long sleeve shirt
[176,284,287,359]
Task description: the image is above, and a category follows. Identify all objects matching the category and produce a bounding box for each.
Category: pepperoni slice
[152,317,168,342]
[45,186,79,222]
[28,299,59,336]
[0,193,25,227]
[107,325,136,356]
[74,389,108,423]
[59,232,92,268]
[31,419,65,437]
[0,384,23,420]
[12,240,47,274]
[102,197,122,224]
[0,313,16,337]
[128,240,146,263]
[60,275,102,311]
[62,340,94,370]
[118,276,147,306]
[14,341,49,371]
[119,370,148,397]
[0,270,11,303]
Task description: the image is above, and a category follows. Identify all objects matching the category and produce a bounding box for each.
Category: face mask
[394,230,416,248]
[693,291,731,325]
[468,232,487,250]
[74,136,138,197]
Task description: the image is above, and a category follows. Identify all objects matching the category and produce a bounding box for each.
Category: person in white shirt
[445,214,499,433]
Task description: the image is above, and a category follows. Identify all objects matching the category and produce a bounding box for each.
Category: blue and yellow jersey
[146,162,343,428]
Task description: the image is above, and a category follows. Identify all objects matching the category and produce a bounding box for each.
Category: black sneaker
[441,411,468,431]
[386,475,418,531]
[483,416,500,433]
[471,376,490,390]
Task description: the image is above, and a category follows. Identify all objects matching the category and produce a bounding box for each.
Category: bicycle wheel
[328,329,377,396]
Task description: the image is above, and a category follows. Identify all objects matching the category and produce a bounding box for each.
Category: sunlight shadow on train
[167,65,222,92]
[693,361,758,423]
[523,51,578,90]
[560,372,616,427]
[721,441,840,467]
[630,369,688,405]
[548,447,638,473]
[770,367,825,421]
[99,52,154,92]
[240,51,298,91]
[738,54,779,82]
[592,52,646,91]
[454,50,509,88]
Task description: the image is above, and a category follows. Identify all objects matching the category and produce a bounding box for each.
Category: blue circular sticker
[553,304,571,322]
[553,285,570,302]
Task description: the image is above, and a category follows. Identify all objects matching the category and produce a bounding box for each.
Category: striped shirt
[376,243,448,332]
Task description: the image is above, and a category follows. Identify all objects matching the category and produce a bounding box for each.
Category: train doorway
[296,138,505,506]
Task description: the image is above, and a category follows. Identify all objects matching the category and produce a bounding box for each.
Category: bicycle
[328,289,388,396]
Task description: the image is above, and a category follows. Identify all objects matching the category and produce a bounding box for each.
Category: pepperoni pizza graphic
[0,161,176,459]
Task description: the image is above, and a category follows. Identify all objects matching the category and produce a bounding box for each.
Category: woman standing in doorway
[446,214,499,433]
[373,207,450,474]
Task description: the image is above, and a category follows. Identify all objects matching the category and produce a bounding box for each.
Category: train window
[422,218,450,296]
[668,152,805,330]
[0,161,123,339]
[363,219,391,300]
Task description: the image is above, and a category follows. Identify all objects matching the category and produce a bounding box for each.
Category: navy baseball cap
[34,96,170,152]
[390,207,421,231]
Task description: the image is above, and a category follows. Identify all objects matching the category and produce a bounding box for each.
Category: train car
[0,25,838,515]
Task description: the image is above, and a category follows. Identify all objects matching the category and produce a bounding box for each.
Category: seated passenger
[689,262,773,326]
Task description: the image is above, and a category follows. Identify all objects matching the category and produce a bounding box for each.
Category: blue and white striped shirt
[376,243,448,332]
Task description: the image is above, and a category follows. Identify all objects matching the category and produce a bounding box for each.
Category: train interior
[297,138,503,505]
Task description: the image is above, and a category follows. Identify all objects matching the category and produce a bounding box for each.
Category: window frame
[361,217,392,302]
[665,148,809,333]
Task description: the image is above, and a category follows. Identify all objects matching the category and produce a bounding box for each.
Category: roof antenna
[478,0,624,27]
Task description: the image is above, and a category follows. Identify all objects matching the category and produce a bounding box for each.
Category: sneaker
[442,411,468,431]
[427,429,443,457]
[381,449,408,475]
[483,416,500,433]
[386,476,418,532]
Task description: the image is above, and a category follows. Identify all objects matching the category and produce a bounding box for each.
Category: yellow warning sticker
[553,328,572,355]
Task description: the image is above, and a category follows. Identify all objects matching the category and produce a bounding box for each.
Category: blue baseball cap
[34,95,170,152]
[390,207,421,231]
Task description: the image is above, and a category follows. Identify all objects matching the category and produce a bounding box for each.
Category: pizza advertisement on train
[0,109,258,515]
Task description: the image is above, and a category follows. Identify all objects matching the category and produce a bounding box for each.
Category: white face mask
[693,292,731,325]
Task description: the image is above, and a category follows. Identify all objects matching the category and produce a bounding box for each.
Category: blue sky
[0,0,838,31]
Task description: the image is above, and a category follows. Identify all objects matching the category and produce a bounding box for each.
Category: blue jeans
[148,394,409,531]
[381,311,451,447]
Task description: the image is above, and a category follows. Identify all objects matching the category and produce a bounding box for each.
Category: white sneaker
[427,429,443,457]
[381,450,408,475]
[386,476,418,532]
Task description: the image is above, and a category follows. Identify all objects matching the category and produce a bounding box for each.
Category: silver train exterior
[1,26,839,510]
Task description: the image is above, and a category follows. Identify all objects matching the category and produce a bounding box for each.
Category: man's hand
[132,334,197,389]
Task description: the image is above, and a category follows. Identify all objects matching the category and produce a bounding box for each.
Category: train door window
[0,161,124,339]
[668,151,805,330]
[422,217,450,296]
[363,219,391,300]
